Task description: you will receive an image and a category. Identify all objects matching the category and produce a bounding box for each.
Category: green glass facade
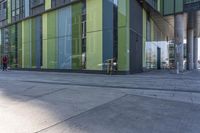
[118,0,130,71]
[1,0,195,73]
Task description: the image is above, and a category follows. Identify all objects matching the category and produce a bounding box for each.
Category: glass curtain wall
[0,0,131,72]
[51,0,75,8]
[42,3,82,69]
[117,0,130,71]
[0,2,82,70]
[0,0,8,27]
[30,0,45,15]
[11,0,25,22]
[0,25,18,68]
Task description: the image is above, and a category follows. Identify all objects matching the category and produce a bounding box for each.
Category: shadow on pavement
[0,70,200,133]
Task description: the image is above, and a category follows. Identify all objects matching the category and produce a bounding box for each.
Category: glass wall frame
[11,0,25,22]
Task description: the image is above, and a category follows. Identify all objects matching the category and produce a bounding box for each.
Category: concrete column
[187,13,195,70]
[187,29,194,70]
[194,37,198,69]
[175,14,184,72]
[193,12,198,70]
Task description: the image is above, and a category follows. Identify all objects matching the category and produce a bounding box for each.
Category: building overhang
[141,0,175,40]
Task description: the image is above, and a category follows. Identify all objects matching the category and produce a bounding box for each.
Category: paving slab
[39,95,200,133]
[0,85,124,133]
[0,70,200,133]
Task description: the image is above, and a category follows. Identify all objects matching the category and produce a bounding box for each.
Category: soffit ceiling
[151,11,200,40]
[142,0,200,40]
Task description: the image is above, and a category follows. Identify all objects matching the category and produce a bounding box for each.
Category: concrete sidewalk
[0,70,200,133]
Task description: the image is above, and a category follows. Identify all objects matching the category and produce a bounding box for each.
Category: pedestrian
[2,55,8,71]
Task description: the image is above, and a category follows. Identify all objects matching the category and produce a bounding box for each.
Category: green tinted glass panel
[31,18,36,68]
[151,19,154,41]
[175,0,183,13]
[17,23,22,68]
[42,11,57,69]
[45,0,51,10]
[163,0,174,15]
[72,3,82,69]
[22,19,32,68]
[7,0,11,24]
[86,0,103,70]
[157,0,160,11]
[8,25,17,68]
[86,0,102,32]
[118,0,128,27]
[143,9,147,68]
[118,0,129,71]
